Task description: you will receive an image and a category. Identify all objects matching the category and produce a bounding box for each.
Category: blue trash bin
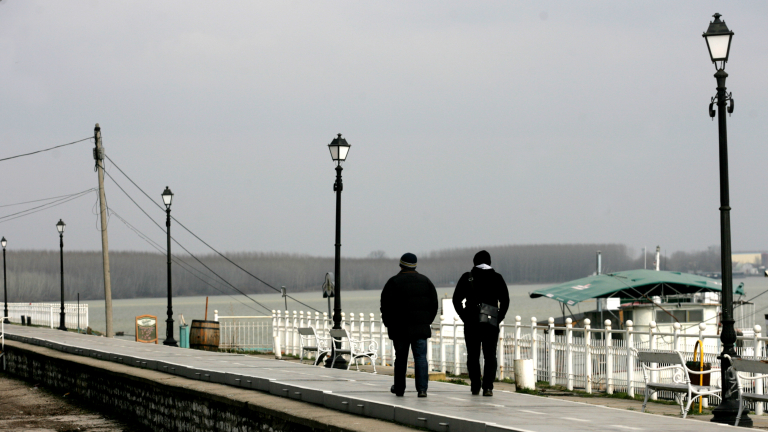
[179,324,189,348]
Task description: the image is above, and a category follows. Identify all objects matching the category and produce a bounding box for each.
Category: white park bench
[297,327,333,366]
[725,355,768,427]
[329,328,379,373]
[638,350,721,418]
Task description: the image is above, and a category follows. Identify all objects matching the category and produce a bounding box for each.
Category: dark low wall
[2,340,409,432]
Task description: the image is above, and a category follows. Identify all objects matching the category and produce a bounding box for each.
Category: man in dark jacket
[380,252,438,398]
[452,250,510,396]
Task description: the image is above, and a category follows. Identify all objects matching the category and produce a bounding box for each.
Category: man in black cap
[452,250,509,396]
[380,252,438,397]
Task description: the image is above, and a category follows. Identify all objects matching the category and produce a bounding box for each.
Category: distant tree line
[2,244,723,302]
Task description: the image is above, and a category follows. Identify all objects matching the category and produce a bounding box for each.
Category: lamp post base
[711,399,752,427]
[163,338,178,347]
[324,355,349,369]
[2,318,9,324]
[59,312,66,331]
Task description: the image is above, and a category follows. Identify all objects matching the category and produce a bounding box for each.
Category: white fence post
[626,320,634,398]
[514,316,521,360]
[214,310,219,322]
[649,321,658,400]
[453,316,460,376]
[275,310,283,358]
[755,325,764,415]
[673,322,681,351]
[50,305,54,328]
[566,318,573,391]
[380,313,387,366]
[439,316,446,373]
[584,318,592,393]
[497,321,505,380]
[548,317,556,386]
[531,317,538,380]
[605,320,613,394]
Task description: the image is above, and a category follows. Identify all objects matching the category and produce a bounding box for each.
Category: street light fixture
[326,134,350,367]
[2,237,8,324]
[162,186,177,347]
[702,13,747,427]
[56,219,67,331]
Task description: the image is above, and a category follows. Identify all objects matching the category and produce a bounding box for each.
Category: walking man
[380,252,438,397]
[452,250,509,396]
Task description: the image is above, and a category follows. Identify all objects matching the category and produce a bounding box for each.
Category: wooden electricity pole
[94,123,114,337]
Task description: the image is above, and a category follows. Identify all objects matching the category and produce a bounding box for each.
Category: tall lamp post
[703,13,746,427]
[56,220,67,331]
[2,237,8,324]
[327,134,350,367]
[162,186,178,347]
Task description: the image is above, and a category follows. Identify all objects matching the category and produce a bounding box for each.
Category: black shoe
[483,389,493,397]
[391,385,404,396]
[417,391,427,398]
[471,390,480,395]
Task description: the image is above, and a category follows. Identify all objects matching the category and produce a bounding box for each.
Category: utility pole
[94,123,114,338]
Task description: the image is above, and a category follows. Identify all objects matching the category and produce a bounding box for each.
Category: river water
[84,277,768,339]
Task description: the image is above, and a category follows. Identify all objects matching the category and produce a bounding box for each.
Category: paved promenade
[3,326,747,431]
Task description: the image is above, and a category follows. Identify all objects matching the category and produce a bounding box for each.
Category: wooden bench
[329,328,379,373]
[637,350,721,418]
[297,327,332,366]
[725,355,768,427]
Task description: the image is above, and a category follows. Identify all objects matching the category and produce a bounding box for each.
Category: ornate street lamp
[703,13,746,427]
[56,219,67,331]
[2,237,8,324]
[326,134,350,367]
[162,186,177,346]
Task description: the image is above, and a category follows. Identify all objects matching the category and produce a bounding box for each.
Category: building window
[655,309,704,324]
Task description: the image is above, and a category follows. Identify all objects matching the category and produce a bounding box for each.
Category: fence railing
[6,302,88,329]
[228,310,768,410]
[215,311,272,351]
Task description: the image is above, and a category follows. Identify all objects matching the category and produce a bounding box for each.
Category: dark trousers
[393,338,428,393]
[465,325,499,391]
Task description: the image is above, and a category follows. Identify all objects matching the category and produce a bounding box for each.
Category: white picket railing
[213,310,768,410]
[6,302,88,329]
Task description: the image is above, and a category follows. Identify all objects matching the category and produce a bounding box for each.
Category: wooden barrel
[189,320,220,351]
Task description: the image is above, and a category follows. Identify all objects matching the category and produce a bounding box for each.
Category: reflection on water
[84,277,768,340]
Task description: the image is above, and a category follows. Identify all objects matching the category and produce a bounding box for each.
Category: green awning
[529,269,745,306]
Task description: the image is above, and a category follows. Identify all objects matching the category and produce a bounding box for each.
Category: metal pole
[710,67,749,426]
[77,292,80,333]
[94,124,114,337]
[58,232,66,331]
[163,207,177,346]
[2,246,8,324]
[327,163,346,367]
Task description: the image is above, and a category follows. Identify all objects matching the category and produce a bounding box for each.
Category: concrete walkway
[2,325,752,431]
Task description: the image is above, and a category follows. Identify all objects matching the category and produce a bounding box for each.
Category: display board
[135,315,158,344]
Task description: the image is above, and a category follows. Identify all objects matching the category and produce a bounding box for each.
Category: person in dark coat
[452,250,510,396]
[380,252,438,398]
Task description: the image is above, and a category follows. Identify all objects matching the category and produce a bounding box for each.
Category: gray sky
[1,1,767,259]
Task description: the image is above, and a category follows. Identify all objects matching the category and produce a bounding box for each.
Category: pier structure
[1,325,742,432]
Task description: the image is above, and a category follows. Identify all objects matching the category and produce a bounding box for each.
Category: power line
[104,153,322,314]
[0,137,92,163]
[109,209,267,314]
[103,169,275,314]
[0,189,96,224]
[0,190,95,208]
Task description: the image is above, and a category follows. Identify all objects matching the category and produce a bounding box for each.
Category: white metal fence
[6,302,88,329]
[222,310,768,410]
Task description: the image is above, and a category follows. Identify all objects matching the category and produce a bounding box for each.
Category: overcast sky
[1,1,767,259]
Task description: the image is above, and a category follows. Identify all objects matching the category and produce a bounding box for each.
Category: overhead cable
[104,154,323,314]
[0,189,96,224]
[0,137,92,163]
[103,170,275,314]
[109,209,267,314]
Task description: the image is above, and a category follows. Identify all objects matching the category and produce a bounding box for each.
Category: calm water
[85,277,768,339]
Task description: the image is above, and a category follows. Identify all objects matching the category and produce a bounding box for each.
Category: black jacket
[452,267,510,328]
[380,270,438,341]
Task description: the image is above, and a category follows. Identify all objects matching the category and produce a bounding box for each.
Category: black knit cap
[473,250,491,266]
[400,252,417,269]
